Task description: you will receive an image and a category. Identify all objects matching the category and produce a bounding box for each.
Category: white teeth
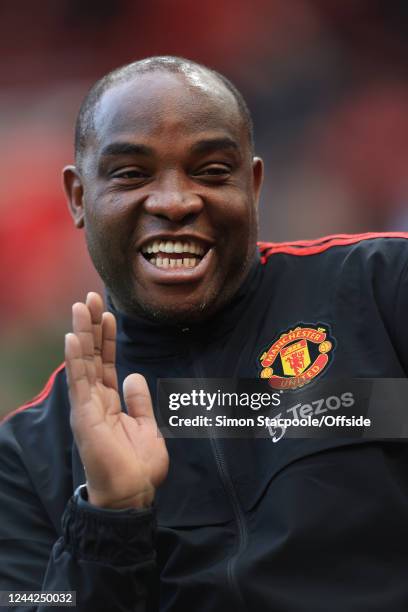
[143,238,207,258]
[149,254,199,269]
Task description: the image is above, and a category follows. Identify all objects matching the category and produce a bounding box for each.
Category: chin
[126,283,231,325]
[140,299,215,326]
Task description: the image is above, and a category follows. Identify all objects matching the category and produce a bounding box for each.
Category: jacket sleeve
[0,424,159,612]
[361,237,408,374]
[394,252,408,373]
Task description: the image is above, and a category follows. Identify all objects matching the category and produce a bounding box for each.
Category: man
[1,56,408,611]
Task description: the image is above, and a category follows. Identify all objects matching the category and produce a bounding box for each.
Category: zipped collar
[107,251,263,360]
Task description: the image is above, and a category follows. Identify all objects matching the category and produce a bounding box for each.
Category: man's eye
[194,166,231,179]
[112,169,148,180]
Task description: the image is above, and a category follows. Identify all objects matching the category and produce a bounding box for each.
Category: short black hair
[74,55,254,167]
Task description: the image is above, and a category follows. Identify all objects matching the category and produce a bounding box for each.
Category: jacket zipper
[210,436,248,610]
[185,335,248,610]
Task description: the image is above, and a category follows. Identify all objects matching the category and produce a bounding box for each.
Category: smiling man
[65,59,262,323]
[1,57,408,612]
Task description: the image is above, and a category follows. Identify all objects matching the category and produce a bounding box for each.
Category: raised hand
[65,292,169,509]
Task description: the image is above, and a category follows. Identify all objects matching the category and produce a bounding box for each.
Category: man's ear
[252,157,264,207]
[63,165,85,228]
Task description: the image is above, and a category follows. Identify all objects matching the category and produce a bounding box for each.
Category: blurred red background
[1,0,408,413]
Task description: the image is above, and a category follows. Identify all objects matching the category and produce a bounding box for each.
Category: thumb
[123,373,155,422]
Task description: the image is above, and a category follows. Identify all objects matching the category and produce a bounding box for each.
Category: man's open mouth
[141,239,207,269]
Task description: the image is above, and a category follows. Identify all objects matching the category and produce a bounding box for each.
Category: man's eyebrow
[100,142,154,158]
[190,138,240,155]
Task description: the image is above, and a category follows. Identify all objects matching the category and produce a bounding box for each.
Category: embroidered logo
[258,324,335,390]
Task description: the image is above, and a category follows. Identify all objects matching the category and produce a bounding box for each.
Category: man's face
[65,71,263,323]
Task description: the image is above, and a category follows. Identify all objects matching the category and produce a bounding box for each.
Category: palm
[65,292,169,509]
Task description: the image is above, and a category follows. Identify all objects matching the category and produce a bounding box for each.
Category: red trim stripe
[1,362,65,425]
[258,232,408,263]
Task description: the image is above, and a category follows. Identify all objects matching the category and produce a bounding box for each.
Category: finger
[72,302,97,385]
[65,332,91,408]
[101,311,118,391]
[85,292,104,382]
[123,374,155,423]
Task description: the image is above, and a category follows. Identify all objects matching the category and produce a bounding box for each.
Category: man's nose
[143,174,203,222]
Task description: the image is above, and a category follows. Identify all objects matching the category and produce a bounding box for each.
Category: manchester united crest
[258,324,335,390]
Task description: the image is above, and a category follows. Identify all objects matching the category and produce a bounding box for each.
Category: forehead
[91,71,245,153]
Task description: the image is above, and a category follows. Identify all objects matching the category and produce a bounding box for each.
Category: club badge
[259,324,335,390]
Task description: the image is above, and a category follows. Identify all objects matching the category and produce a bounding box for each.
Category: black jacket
[1,234,408,612]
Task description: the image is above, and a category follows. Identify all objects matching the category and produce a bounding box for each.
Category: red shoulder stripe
[1,362,65,424]
[258,232,408,263]
[258,232,379,250]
